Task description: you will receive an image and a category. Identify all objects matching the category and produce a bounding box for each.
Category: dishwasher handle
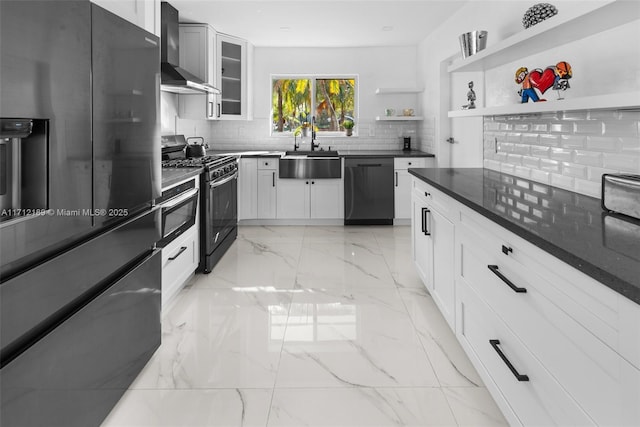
[356,163,382,167]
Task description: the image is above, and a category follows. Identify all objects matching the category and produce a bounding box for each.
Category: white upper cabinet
[178,23,220,120]
[91,0,160,36]
[217,33,253,120]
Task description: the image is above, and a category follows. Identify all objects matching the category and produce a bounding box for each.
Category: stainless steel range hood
[160,2,220,95]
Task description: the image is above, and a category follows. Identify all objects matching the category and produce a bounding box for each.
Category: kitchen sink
[284,150,340,157]
[279,154,342,179]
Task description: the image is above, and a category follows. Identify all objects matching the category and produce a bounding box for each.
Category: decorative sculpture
[462,81,477,109]
[515,61,572,103]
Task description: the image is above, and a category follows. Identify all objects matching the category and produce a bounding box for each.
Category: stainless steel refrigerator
[1,2,162,425]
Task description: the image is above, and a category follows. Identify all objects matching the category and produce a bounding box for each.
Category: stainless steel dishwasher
[344,157,394,225]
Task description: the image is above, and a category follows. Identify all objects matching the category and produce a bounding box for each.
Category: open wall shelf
[447,1,640,73]
[448,92,640,118]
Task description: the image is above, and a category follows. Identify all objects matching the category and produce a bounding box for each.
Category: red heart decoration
[528,67,556,94]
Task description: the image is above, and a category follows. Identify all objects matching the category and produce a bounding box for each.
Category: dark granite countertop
[161,167,203,190]
[339,150,434,158]
[408,167,640,306]
[206,149,434,158]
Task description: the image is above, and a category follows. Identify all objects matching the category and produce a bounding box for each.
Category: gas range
[162,155,238,182]
[162,155,221,169]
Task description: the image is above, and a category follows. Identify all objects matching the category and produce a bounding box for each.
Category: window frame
[270,74,358,138]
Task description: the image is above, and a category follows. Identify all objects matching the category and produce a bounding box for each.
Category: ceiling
[169,0,469,47]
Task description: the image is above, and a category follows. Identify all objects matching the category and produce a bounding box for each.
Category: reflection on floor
[102,225,508,426]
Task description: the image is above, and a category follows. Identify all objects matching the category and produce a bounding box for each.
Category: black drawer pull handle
[488,265,526,293]
[425,191,430,197]
[422,207,431,236]
[502,245,513,255]
[490,339,529,382]
[168,246,187,261]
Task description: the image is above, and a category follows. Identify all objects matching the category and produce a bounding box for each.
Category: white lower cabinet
[410,175,640,426]
[257,159,277,219]
[238,158,258,220]
[161,225,198,314]
[394,157,434,219]
[276,178,343,220]
[456,281,595,426]
[411,177,455,329]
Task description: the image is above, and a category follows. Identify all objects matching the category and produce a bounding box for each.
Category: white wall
[253,46,419,121]
[166,45,430,152]
[416,0,613,167]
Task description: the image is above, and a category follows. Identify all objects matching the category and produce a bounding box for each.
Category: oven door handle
[209,171,238,188]
[161,188,199,209]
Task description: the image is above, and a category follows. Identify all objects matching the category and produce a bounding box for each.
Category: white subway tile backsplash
[574,121,604,135]
[550,173,575,188]
[550,122,574,133]
[561,163,587,179]
[586,136,619,152]
[560,135,586,149]
[621,136,640,153]
[540,158,561,172]
[539,134,561,146]
[602,153,640,170]
[573,150,602,166]
[562,111,589,120]
[530,146,550,158]
[485,109,640,197]
[604,120,639,137]
[549,147,573,162]
[507,132,522,143]
[521,133,540,144]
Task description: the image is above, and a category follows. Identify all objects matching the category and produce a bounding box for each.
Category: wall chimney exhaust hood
[160,2,220,95]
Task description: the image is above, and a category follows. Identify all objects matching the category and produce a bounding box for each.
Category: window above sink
[271,75,358,137]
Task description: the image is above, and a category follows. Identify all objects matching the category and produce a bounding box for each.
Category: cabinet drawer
[413,178,455,218]
[161,226,198,309]
[394,157,429,170]
[457,281,594,426]
[257,158,278,170]
[458,217,640,426]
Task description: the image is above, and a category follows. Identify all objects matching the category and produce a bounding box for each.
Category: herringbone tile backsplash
[483,109,640,198]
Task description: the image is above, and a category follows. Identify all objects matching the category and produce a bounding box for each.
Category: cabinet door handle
[168,246,187,261]
[421,207,431,236]
[395,171,398,187]
[217,103,221,118]
[272,172,275,187]
[208,101,214,117]
[490,339,529,382]
[488,265,527,293]
[502,245,513,255]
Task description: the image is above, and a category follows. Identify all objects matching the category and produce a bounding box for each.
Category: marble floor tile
[102,388,272,427]
[296,241,397,290]
[443,387,509,426]
[238,225,307,243]
[400,287,484,388]
[268,387,457,427]
[302,225,380,245]
[130,288,291,389]
[275,288,439,388]
[104,225,508,426]
[202,238,302,289]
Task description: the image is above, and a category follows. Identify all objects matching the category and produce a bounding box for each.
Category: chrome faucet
[311,116,319,151]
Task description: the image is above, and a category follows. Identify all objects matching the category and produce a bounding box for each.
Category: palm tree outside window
[271,76,356,136]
